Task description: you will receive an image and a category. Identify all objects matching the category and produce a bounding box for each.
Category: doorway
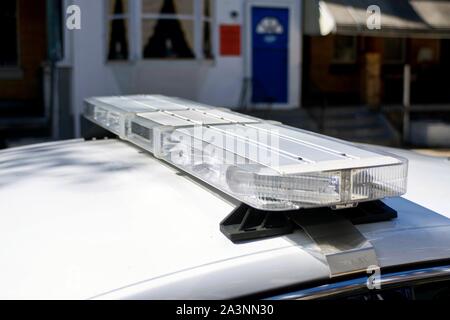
[245,1,299,109]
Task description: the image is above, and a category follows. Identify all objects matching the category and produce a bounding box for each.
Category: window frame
[105,0,132,62]
[105,0,215,63]
[332,35,358,65]
[0,0,20,69]
[201,0,214,60]
[383,37,406,64]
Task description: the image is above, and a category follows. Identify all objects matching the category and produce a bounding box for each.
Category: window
[106,0,214,61]
[107,0,129,61]
[142,0,195,58]
[383,38,405,64]
[333,36,357,64]
[202,0,213,59]
[0,0,19,67]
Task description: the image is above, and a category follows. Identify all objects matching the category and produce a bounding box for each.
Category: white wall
[69,0,301,137]
[71,0,123,136]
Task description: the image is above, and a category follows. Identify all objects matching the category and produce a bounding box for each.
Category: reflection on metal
[270,265,450,300]
[291,212,379,277]
[403,64,411,143]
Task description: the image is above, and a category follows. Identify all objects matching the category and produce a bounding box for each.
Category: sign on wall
[252,7,289,104]
[220,25,241,56]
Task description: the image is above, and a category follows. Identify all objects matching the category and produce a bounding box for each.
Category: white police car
[0,95,449,300]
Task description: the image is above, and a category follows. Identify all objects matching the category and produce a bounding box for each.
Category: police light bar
[84,95,408,211]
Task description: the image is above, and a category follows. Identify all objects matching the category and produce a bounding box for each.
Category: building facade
[302,0,450,107]
[1,0,449,146]
[0,0,48,138]
[64,0,302,137]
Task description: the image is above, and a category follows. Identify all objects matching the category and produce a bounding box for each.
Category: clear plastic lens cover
[153,126,407,210]
[84,95,408,211]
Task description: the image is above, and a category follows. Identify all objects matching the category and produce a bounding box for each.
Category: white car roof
[0,139,449,299]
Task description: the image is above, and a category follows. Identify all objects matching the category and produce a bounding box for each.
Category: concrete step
[308,107,371,117]
[322,117,381,130]
[309,107,401,146]
[241,109,319,132]
[238,107,401,146]
[324,126,387,138]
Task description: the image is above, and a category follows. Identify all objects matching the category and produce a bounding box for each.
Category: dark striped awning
[304,0,450,38]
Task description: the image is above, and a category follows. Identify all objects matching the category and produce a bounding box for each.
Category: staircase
[308,106,401,146]
[240,108,319,132]
[226,106,400,147]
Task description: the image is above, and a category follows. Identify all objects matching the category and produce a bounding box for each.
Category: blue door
[251,7,289,104]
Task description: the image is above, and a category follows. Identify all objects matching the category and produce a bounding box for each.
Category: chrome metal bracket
[291,212,379,278]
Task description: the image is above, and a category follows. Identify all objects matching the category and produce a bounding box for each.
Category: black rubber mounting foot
[220,204,294,243]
